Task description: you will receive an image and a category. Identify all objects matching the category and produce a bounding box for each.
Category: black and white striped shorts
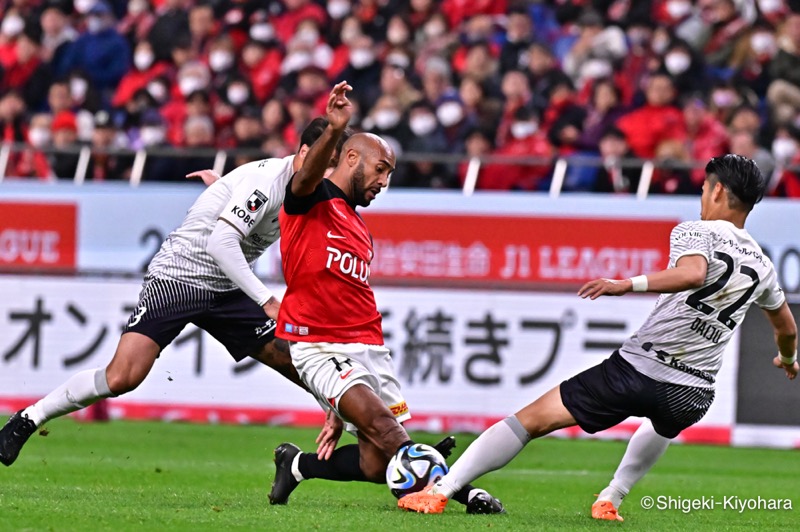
[123,277,276,362]
[560,351,715,439]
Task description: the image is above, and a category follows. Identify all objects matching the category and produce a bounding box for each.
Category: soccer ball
[385,443,449,499]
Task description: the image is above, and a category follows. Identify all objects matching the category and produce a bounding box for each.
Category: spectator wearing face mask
[213,77,256,147]
[139,108,180,182]
[58,2,130,96]
[767,13,800,126]
[436,97,475,154]
[496,69,533,147]
[206,34,237,90]
[660,39,708,95]
[337,34,382,112]
[484,106,554,191]
[277,18,332,94]
[111,40,171,108]
[768,125,800,197]
[363,94,412,149]
[403,100,448,154]
[162,61,211,145]
[13,112,54,180]
[65,70,103,114]
[394,105,457,190]
[0,8,25,69]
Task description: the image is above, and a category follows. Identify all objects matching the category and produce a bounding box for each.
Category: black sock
[395,440,414,454]
[297,444,367,482]
[451,484,478,505]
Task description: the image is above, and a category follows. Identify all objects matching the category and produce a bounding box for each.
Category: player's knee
[366,414,408,457]
[105,367,144,395]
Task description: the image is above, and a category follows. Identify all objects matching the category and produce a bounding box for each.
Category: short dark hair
[298,117,352,158]
[704,154,765,212]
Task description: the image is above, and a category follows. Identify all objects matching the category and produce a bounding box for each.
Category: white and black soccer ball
[385,443,449,499]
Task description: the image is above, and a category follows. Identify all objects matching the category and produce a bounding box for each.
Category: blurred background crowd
[1,0,800,196]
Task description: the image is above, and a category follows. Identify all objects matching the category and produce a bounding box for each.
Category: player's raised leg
[0,332,159,466]
[399,386,576,513]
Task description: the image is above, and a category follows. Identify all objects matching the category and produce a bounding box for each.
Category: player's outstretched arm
[578,255,707,300]
[291,81,353,197]
[764,302,799,380]
[186,169,221,186]
[207,220,279,317]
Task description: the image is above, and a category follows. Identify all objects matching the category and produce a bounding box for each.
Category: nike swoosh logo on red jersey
[327,231,346,239]
[340,369,354,379]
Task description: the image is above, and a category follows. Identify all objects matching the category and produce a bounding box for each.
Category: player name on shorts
[326,246,370,284]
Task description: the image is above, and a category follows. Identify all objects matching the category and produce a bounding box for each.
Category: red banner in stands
[363,213,677,285]
[0,202,77,270]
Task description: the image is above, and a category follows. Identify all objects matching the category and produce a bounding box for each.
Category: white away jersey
[620,220,784,388]
[146,155,295,292]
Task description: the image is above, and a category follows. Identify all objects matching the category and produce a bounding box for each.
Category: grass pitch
[0,416,795,531]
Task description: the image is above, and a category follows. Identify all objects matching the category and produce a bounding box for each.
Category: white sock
[290,452,305,482]
[433,415,530,498]
[597,419,671,508]
[23,368,113,427]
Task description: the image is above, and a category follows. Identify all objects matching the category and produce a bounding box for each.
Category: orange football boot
[592,500,624,522]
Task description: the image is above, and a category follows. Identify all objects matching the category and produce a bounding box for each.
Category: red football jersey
[277,178,383,344]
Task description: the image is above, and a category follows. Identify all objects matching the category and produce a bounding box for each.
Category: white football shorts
[289,341,411,432]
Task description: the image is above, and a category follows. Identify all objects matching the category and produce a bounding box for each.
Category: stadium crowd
[0,0,799,195]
